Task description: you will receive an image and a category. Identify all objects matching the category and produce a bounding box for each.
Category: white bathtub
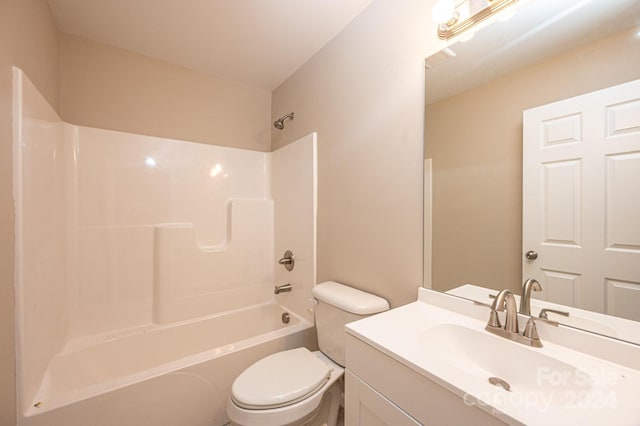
[20,302,315,426]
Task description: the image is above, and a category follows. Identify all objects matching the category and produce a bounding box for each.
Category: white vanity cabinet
[345,334,504,426]
[345,371,420,426]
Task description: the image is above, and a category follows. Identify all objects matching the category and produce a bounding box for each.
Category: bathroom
[1,0,639,425]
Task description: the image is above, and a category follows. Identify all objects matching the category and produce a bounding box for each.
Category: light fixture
[145,157,157,167]
[432,0,521,40]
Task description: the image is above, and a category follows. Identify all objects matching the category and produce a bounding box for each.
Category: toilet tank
[312,281,389,367]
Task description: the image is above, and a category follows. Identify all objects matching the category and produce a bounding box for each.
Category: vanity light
[432,0,521,40]
[145,157,157,167]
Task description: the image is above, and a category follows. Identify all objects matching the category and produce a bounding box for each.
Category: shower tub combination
[13,68,318,425]
[23,304,315,426]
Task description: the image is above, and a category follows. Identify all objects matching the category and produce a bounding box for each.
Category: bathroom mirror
[424,0,640,344]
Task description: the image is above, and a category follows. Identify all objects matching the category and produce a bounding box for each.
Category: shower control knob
[278,250,295,271]
[525,250,538,260]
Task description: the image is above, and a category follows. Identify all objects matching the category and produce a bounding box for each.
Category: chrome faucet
[274,283,292,294]
[520,278,542,315]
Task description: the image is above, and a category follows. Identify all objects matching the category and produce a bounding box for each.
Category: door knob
[525,250,538,260]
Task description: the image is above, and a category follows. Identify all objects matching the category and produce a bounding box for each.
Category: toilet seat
[231,348,331,409]
[227,350,344,426]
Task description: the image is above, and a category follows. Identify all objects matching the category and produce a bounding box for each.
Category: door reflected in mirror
[423,0,640,344]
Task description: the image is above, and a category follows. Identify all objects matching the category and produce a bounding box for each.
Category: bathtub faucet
[274,283,292,294]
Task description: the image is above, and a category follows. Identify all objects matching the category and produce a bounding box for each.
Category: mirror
[424,0,640,344]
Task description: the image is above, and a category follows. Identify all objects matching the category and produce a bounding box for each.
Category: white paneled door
[523,79,640,321]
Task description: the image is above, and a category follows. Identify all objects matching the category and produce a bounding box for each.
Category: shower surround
[13,68,317,425]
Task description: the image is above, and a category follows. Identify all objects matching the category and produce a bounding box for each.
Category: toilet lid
[231,347,331,409]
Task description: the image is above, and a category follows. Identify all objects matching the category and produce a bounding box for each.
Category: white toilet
[226,281,389,426]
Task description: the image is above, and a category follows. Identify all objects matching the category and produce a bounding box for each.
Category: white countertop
[346,288,640,426]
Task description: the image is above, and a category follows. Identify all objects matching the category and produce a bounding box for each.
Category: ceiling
[47,0,373,91]
[425,0,640,104]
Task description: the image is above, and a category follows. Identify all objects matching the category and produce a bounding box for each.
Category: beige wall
[426,28,640,293]
[272,0,437,307]
[59,33,272,151]
[0,1,60,424]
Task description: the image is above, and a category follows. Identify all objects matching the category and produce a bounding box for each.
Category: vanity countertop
[345,288,640,426]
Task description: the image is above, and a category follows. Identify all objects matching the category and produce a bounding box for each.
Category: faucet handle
[523,315,560,348]
[523,318,542,347]
[473,299,504,329]
[278,250,295,271]
[539,308,569,320]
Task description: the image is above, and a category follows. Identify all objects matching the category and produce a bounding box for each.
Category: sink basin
[418,324,591,407]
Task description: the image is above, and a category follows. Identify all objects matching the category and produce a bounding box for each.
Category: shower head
[274,112,294,130]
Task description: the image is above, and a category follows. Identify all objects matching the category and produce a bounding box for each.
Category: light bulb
[432,0,455,24]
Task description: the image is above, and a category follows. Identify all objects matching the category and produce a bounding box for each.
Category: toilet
[226,281,389,426]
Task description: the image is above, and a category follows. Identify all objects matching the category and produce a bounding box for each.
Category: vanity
[344,289,640,425]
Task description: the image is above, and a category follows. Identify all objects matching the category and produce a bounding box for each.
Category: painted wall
[0,1,59,423]
[59,33,272,152]
[425,28,640,293]
[271,0,439,308]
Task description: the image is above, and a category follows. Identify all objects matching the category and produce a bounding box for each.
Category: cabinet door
[345,371,421,426]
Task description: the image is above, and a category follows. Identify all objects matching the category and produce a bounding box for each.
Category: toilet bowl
[226,281,389,426]
[226,349,343,426]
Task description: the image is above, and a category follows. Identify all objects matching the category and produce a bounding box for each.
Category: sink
[418,324,591,407]
[346,289,640,425]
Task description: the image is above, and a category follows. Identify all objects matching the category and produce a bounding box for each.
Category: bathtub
[20,302,316,426]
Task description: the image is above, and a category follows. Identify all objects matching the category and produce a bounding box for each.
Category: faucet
[520,278,542,315]
[481,288,558,348]
[274,283,292,294]
[487,289,519,333]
